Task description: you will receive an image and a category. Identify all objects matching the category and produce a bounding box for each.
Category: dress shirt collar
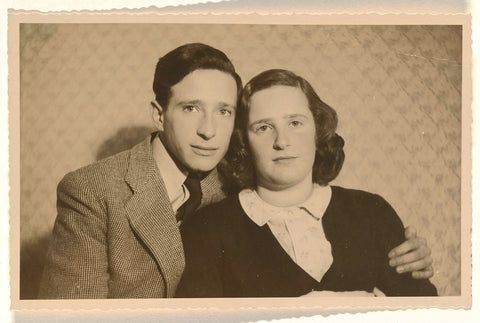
[152,133,188,203]
[239,184,332,227]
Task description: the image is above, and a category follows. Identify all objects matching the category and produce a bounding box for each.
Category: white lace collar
[239,184,332,226]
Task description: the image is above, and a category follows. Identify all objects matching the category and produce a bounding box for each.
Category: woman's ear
[151,100,164,131]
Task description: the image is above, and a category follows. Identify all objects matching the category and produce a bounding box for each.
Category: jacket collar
[124,133,185,297]
[125,133,226,206]
[123,133,226,297]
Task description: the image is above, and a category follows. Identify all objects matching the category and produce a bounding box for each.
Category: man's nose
[273,129,290,150]
[197,114,216,140]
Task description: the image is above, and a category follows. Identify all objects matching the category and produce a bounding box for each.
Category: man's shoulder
[59,138,152,194]
[62,150,130,184]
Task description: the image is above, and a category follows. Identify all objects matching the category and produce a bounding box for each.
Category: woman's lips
[272,156,297,164]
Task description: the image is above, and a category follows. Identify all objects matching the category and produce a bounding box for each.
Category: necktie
[176,173,202,225]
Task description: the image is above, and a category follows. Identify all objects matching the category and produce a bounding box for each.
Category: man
[38,43,433,299]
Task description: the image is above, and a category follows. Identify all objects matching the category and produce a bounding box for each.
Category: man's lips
[191,145,219,156]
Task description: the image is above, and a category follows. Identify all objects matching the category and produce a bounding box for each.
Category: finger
[411,266,434,279]
[389,245,431,266]
[404,226,417,240]
[395,256,433,274]
[388,237,426,258]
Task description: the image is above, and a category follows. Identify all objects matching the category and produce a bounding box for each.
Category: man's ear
[151,100,164,131]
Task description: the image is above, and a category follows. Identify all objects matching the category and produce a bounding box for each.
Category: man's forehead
[169,69,238,104]
[181,68,236,83]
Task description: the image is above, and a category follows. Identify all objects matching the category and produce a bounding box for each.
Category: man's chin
[185,159,219,174]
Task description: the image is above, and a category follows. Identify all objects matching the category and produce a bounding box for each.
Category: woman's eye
[256,125,271,133]
[289,120,302,127]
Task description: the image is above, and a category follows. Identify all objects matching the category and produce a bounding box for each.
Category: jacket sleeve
[38,172,110,299]
[175,207,225,298]
[373,195,437,296]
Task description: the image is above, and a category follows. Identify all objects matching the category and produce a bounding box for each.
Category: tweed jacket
[38,134,226,299]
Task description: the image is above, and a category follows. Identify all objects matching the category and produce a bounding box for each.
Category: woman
[176,69,437,297]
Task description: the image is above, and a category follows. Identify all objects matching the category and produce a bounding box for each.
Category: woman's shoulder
[327,186,405,245]
[193,194,243,223]
[198,194,241,212]
[329,186,401,225]
[184,194,253,241]
[330,186,389,209]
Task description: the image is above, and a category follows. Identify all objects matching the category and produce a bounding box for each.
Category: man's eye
[183,105,198,112]
[218,109,233,116]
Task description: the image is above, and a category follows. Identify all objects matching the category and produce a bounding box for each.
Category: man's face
[156,69,238,173]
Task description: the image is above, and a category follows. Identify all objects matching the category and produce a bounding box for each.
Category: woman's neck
[256,178,314,207]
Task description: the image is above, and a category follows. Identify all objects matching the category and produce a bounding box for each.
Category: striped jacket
[38,134,226,298]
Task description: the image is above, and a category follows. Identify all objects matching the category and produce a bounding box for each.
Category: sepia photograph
[8,13,470,312]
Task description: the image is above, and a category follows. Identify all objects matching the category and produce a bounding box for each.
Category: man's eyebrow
[175,99,202,106]
[174,100,235,108]
[218,102,236,109]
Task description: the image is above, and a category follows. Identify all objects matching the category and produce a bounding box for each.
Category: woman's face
[247,85,317,191]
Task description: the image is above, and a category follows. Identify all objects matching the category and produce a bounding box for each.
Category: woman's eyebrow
[249,118,273,127]
[249,114,308,126]
[285,113,308,120]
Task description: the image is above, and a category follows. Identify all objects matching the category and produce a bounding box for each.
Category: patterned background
[19,24,462,298]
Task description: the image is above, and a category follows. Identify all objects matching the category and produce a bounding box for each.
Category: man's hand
[388,226,434,279]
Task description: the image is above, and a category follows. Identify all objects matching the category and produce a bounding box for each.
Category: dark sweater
[176,186,437,297]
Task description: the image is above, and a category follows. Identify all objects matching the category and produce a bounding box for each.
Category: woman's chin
[262,179,311,191]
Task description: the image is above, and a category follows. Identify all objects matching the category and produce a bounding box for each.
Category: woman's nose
[273,130,290,150]
[197,114,216,140]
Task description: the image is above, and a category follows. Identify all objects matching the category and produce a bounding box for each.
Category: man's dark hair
[153,43,242,108]
[220,69,345,192]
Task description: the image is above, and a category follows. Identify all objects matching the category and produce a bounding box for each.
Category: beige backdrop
[19,24,462,298]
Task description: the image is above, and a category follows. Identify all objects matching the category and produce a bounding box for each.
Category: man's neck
[157,132,189,176]
[152,133,188,202]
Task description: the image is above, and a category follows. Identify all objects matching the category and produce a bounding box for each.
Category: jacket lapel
[199,167,227,208]
[124,135,185,297]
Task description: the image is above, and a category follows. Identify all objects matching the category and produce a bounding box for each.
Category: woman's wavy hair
[220,69,345,193]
